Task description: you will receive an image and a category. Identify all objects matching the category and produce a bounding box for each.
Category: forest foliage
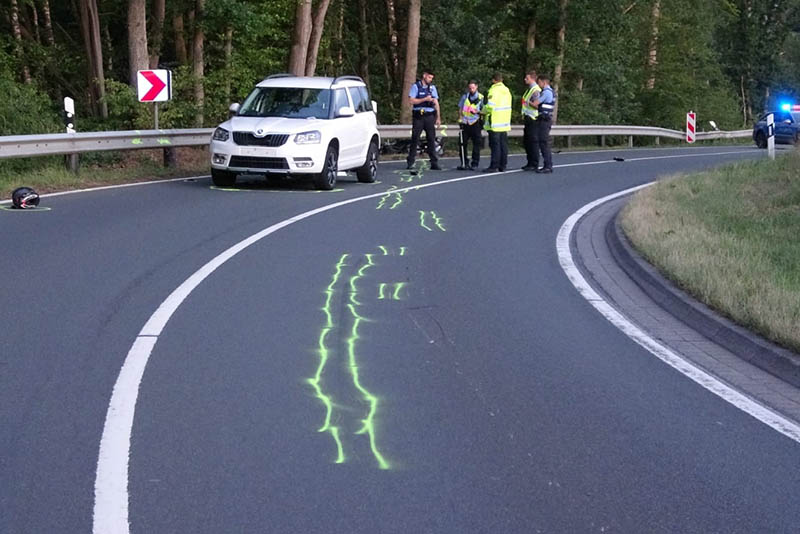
[1,0,799,136]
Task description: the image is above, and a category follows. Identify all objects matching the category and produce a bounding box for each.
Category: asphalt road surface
[2,145,799,533]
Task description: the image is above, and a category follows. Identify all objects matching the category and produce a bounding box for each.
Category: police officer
[481,72,512,173]
[521,71,541,171]
[407,69,442,170]
[457,80,484,170]
[534,74,555,173]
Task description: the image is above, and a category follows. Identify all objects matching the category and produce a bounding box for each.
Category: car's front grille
[229,156,289,170]
[233,132,289,147]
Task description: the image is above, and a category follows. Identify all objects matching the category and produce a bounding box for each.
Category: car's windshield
[238,87,331,119]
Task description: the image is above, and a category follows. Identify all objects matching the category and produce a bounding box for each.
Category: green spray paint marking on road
[345,301,390,470]
[430,211,447,232]
[378,283,388,300]
[419,211,432,232]
[348,254,375,305]
[307,254,349,464]
[376,186,404,210]
[392,282,407,300]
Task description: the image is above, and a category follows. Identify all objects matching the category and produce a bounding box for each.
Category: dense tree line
[1,0,799,136]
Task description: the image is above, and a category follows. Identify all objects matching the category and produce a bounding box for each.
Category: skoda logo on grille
[254,129,267,138]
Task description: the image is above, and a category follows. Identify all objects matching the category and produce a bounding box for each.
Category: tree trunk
[42,0,56,46]
[10,0,32,84]
[30,2,41,44]
[335,0,344,74]
[526,20,536,70]
[385,0,400,85]
[552,0,569,123]
[224,26,233,102]
[104,24,114,73]
[149,0,166,68]
[400,0,421,123]
[646,0,660,90]
[358,0,369,85]
[127,0,148,87]
[79,0,108,118]
[173,13,188,64]
[193,0,205,127]
[304,0,332,76]
[288,0,312,75]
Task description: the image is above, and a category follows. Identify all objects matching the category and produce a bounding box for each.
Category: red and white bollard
[686,111,696,144]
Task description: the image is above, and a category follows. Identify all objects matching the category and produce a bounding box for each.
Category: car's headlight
[212,127,230,142]
[294,130,321,144]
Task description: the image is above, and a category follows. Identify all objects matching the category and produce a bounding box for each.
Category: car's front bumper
[210,138,324,174]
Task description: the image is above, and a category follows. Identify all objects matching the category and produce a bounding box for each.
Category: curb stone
[607,205,800,388]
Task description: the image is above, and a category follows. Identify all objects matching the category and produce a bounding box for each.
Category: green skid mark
[0,206,51,212]
[430,211,447,232]
[419,211,432,232]
[392,282,407,300]
[308,254,349,464]
[346,302,390,470]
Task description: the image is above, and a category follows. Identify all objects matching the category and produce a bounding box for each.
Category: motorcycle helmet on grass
[11,187,40,209]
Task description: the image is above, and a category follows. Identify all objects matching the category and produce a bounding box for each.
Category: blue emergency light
[780,102,792,111]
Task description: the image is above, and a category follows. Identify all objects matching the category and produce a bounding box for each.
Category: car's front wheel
[356,141,379,183]
[314,145,338,190]
[212,168,237,187]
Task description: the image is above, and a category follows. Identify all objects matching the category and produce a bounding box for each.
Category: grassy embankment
[0,148,210,200]
[621,149,800,353]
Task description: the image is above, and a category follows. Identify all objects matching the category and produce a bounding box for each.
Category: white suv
[210,74,380,190]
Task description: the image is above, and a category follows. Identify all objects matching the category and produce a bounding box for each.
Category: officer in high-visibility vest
[534,74,556,173]
[521,71,541,171]
[407,69,442,170]
[456,80,484,170]
[481,72,512,173]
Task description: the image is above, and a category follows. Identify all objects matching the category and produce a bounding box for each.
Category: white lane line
[556,185,800,445]
[93,149,760,533]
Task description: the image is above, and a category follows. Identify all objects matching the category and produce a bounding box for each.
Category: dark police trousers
[535,116,553,170]
[488,130,508,170]
[459,123,482,167]
[523,115,539,167]
[407,111,439,166]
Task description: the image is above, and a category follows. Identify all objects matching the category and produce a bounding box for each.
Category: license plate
[240,147,275,157]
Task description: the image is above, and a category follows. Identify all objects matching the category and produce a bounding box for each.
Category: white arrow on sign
[137,70,172,102]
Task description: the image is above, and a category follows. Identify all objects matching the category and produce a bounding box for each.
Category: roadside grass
[621,149,800,353]
[0,147,210,200]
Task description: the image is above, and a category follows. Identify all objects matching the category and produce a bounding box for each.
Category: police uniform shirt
[409,82,439,113]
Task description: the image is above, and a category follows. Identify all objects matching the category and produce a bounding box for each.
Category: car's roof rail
[264,73,294,80]
[333,75,364,85]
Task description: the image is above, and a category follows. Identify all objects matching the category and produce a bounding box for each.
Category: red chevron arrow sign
[137,70,172,102]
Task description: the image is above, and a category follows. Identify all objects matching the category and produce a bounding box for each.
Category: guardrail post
[567,136,572,149]
[628,135,633,148]
[655,136,660,146]
[163,147,177,168]
[600,135,605,147]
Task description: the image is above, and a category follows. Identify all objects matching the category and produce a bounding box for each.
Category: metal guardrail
[0,125,752,160]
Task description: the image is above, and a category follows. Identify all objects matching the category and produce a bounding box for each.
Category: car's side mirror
[337,106,355,118]
[372,100,378,114]
[229,103,241,116]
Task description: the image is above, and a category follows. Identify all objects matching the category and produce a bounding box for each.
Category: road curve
[2,146,798,533]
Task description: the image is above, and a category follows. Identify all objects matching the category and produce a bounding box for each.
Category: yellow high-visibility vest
[521,84,540,119]
[484,82,512,132]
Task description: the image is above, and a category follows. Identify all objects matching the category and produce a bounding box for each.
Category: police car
[752,103,800,148]
[210,74,380,190]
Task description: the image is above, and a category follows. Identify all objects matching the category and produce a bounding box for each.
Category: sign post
[766,113,775,160]
[137,69,174,166]
[64,97,78,173]
[686,111,696,144]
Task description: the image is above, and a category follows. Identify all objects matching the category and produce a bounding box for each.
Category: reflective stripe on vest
[538,87,556,117]
[460,92,484,125]
[521,84,540,118]
[412,81,436,113]
[485,82,512,132]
